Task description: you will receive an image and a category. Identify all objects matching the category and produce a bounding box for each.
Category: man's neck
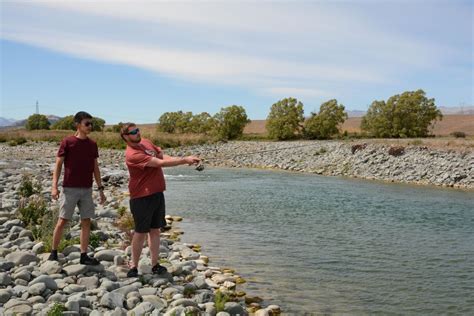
[75,131,88,139]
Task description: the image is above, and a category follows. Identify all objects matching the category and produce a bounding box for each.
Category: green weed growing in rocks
[89,232,101,248]
[214,290,229,312]
[47,302,67,316]
[114,209,135,248]
[17,174,48,227]
[18,174,42,198]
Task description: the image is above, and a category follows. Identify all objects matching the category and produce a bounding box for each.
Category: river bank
[166,140,474,190]
[0,143,279,315]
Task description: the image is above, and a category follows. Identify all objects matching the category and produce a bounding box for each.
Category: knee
[149,228,161,237]
[56,218,68,228]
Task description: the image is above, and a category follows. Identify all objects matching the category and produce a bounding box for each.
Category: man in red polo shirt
[120,122,200,277]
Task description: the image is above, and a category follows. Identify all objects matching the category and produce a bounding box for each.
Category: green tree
[158,112,180,133]
[51,115,75,130]
[112,122,125,133]
[361,89,442,138]
[304,99,348,139]
[214,105,250,140]
[51,115,105,132]
[266,97,304,140]
[175,111,193,133]
[25,114,50,130]
[91,117,106,132]
[189,112,216,134]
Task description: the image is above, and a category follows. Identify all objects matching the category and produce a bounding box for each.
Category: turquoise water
[164,167,474,315]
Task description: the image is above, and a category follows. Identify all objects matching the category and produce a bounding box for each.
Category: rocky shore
[0,143,279,315]
[167,140,474,190]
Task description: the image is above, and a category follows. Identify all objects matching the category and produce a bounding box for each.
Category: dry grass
[244,115,474,137]
[0,127,213,149]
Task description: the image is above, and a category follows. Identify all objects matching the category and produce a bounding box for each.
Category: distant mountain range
[0,115,62,127]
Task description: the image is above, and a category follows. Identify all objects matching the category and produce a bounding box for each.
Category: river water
[164,167,474,315]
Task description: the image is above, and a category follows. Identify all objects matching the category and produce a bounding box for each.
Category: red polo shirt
[125,138,166,199]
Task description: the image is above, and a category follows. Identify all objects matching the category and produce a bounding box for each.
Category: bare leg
[131,232,147,268]
[80,218,91,253]
[52,218,69,250]
[148,228,161,267]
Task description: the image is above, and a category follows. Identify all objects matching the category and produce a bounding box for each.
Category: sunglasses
[83,121,93,127]
[126,128,140,135]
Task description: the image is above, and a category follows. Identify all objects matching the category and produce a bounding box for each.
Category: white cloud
[1,0,462,97]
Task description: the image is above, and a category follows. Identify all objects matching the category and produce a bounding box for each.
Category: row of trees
[266,98,347,140]
[24,89,443,140]
[25,115,106,131]
[157,105,250,140]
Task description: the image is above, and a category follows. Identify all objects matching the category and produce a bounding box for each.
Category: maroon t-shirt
[57,136,99,188]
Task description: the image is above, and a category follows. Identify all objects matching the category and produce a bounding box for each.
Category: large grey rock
[29,275,58,291]
[128,302,155,316]
[39,260,62,275]
[5,251,39,266]
[0,288,12,303]
[77,276,99,290]
[95,250,123,261]
[64,284,87,294]
[169,298,199,308]
[0,272,12,285]
[13,269,31,282]
[4,304,33,316]
[180,247,200,260]
[141,295,167,311]
[224,302,247,316]
[63,264,88,276]
[0,260,15,271]
[100,292,124,309]
[28,283,46,296]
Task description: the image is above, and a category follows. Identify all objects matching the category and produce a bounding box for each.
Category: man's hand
[99,191,107,205]
[52,187,60,200]
[184,156,201,166]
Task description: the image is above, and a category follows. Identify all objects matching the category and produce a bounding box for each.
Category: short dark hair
[120,122,137,141]
[74,111,93,124]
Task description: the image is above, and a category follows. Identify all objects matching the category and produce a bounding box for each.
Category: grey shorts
[59,187,95,220]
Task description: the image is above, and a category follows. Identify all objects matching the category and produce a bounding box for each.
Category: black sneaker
[80,254,100,265]
[127,267,138,278]
[48,250,58,261]
[152,263,167,275]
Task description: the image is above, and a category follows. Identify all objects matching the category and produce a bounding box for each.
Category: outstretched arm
[145,155,200,168]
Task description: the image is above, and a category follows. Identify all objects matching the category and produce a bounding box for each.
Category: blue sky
[1,0,472,124]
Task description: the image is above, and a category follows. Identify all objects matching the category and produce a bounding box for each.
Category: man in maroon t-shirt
[49,111,106,265]
[120,122,200,277]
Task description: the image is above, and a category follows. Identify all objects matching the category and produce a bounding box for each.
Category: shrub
[214,290,229,312]
[48,303,67,316]
[351,143,367,154]
[26,114,50,130]
[18,174,42,198]
[89,232,101,248]
[18,195,48,227]
[114,210,135,247]
[388,146,405,156]
[451,131,466,138]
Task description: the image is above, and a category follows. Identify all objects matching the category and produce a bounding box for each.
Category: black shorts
[130,192,166,233]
